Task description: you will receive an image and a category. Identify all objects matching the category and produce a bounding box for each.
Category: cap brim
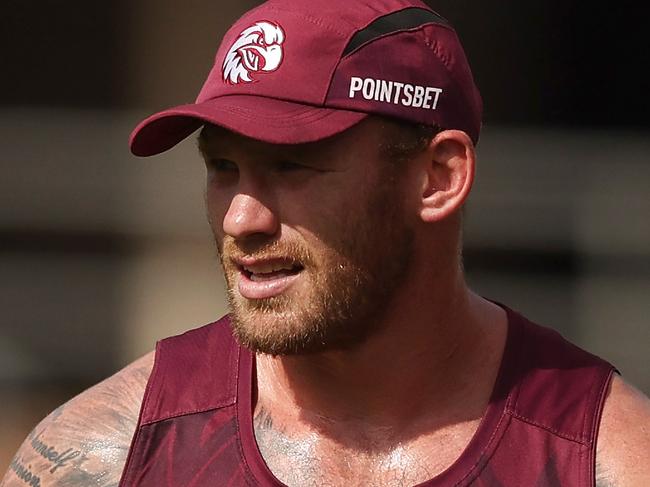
[129,95,369,157]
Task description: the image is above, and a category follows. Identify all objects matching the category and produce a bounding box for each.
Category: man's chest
[253,417,481,487]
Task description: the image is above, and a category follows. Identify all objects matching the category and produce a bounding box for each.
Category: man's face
[200,119,415,355]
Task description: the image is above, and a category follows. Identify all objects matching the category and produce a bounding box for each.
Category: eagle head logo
[223,21,286,84]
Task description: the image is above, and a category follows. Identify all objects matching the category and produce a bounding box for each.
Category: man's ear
[418,130,475,223]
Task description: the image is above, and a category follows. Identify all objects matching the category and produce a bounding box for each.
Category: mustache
[220,236,314,266]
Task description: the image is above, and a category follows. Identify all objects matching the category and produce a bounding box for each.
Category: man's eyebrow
[197,125,237,156]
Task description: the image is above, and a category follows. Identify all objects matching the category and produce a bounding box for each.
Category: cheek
[290,195,364,256]
[205,188,231,235]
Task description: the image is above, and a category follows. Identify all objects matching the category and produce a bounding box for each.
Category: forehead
[197,117,391,160]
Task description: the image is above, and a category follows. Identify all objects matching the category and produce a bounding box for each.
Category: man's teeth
[243,263,301,281]
[249,269,295,282]
[244,263,296,274]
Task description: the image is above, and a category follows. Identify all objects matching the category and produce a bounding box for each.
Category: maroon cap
[130,0,483,157]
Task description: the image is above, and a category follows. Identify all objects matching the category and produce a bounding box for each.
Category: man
[3,0,649,486]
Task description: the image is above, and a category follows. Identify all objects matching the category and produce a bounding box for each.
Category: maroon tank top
[118,306,615,486]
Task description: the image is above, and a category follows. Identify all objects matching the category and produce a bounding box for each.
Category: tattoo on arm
[2,354,152,487]
[2,402,132,487]
[26,428,82,474]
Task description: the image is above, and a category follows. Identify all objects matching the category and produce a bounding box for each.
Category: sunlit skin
[2,119,649,486]
[199,118,511,482]
[200,118,418,356]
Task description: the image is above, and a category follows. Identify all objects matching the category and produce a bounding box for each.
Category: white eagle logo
[222,21,286,84]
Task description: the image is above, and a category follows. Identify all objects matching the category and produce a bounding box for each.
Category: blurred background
[1,0,648,470]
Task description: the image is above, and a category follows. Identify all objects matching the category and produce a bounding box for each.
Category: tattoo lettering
[28,430,81,473]
[2,353,153,487]
[8,457,42,487]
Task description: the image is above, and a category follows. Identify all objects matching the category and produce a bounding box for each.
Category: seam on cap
[215,104,355,127]
[321,6,417,105]
[209,92,369,118]
[210,97,325,117]
[323,26,457,108]
[212,93,347,113]
[262,5,350,37]
[340,7,456,60]
[323,8,456,105]
[243,4,358,106]
[221,106,330,123]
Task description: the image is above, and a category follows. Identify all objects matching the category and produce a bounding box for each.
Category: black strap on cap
[343,7,449,57]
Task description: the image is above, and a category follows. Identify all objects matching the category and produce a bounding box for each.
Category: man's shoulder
[509,309,650,485]
[2,352,155,487]
[505,308,614,410]
[513,308,611,369]
[596,375,650,486]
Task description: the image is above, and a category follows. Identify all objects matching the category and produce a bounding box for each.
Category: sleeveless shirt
[118,306,615,486]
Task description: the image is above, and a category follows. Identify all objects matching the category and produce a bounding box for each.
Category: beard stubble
[217,165,414,356]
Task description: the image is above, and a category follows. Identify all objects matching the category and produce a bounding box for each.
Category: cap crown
[196,0,482,141]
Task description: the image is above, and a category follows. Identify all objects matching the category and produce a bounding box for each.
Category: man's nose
[222,192,279,239]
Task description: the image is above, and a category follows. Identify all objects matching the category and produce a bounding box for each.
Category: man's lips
[233,258,303,300]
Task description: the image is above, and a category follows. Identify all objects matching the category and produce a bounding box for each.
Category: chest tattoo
[253,407,435,487]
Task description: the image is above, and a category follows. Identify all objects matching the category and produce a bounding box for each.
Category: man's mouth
[235,259,304,299]
[242,262,303,282]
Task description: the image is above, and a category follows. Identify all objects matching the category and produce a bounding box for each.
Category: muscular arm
[1,352,154,487]
[595,375,650,487]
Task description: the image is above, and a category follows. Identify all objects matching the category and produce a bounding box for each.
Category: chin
[227,296,383,357]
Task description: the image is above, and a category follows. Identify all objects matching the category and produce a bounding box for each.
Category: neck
[255,263,508,438]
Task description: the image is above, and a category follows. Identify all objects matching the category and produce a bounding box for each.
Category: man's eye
[206,158,238,172]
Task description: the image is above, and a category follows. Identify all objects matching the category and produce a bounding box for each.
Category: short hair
[378,117,441,165]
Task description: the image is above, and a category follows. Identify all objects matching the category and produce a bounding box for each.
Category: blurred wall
[1,0,648,471]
